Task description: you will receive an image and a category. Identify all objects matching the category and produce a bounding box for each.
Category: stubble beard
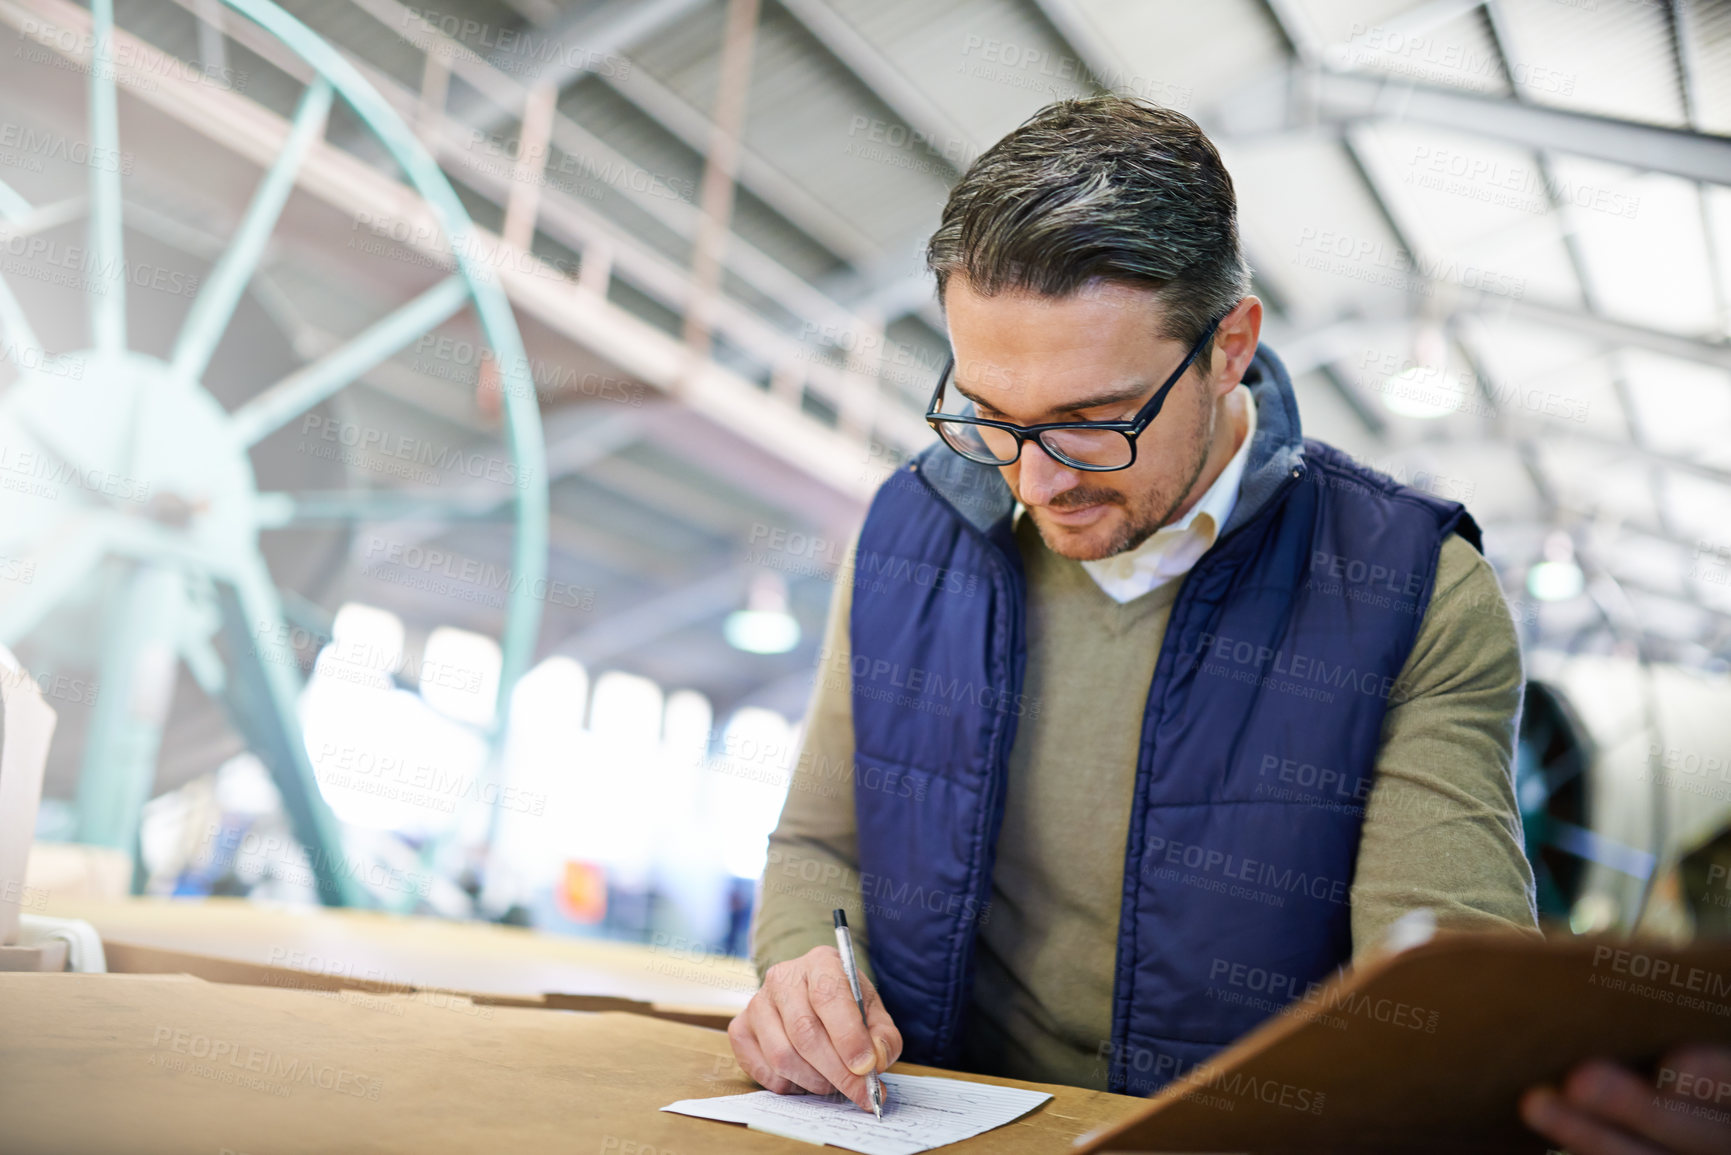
[1028,390,1218,562]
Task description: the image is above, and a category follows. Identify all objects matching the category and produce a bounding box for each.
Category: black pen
[832,909,884,1120]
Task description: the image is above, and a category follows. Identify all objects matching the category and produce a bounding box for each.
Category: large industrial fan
[0,0,549,905]
[1516,679,1594,921]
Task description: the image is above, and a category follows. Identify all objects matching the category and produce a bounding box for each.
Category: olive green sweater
[754,511,1538,1090]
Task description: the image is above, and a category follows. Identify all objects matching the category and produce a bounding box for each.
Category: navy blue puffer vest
[847,346,1480,1095]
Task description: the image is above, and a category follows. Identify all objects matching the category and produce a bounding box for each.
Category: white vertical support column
[769,357,804,407]
[417,49,452,143]
[681,0,760,363]
[579,239,613,297]
[87,0,127,356]
[194,0,229,81]
[839,311,884,441]
[502,81,558,253]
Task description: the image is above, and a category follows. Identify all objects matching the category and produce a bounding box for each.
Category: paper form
[661,1072,1052,1155]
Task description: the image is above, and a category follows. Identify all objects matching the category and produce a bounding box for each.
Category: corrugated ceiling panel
[1493,0,1685,127]
[1619,348,1731,467]
[1350,121,1582,309]
[1706,186,1731,339]
[114,0,199,62]
[827,0,1091,149]
[1536,437,1662,526]
[1221,134,1415,326]
[1065,0,1287,114]
[1669,472,1731,575]
[1284,0,1419,50]
[275,0,459,90]
[1685,0,1731,134]
[551,79,703,268]
[629,0,954,255]
[1550,157,1719,336]
[1328,5,1511,97]
[1460,318,1628,445]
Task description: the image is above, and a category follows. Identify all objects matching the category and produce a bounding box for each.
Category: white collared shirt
[1026,385,1257,604]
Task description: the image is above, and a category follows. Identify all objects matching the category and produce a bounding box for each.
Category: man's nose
[1014,438,1079,506]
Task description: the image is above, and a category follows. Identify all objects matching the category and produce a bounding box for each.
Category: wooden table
[0,972,1145,1154]
[41,895,756,1018]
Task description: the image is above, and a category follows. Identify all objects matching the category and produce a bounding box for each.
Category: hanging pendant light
[1527,530,1586,602]
[724,572,801,654]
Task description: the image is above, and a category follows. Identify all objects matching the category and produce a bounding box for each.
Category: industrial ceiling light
[1527,530,1586,602]
[1381,322,1464,420]
[725,572,801,654]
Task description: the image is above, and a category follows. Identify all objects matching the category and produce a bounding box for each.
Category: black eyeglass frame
[924,314,1226,473]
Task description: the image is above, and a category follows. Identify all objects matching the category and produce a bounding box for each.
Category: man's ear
[1210,296,1263,391]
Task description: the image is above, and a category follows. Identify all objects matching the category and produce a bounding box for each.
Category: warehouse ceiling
[2,0,1727,786]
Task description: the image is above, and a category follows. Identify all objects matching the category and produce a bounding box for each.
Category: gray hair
[926,96,1250,357]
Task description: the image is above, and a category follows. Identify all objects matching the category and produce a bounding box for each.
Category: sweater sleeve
[750,532,875,984]
[1349,532,1541,959]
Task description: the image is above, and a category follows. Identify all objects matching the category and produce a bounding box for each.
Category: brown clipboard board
[1073,933,1731,1154]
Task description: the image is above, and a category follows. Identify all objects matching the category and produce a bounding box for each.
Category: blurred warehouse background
[1,0,1728,954]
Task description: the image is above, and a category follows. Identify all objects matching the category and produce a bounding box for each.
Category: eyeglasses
[925,315,1224,472]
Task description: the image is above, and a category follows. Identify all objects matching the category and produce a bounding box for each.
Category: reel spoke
[229,275,469,447]
[88,0,127,355]
[171,77,334,383]
[0,514,113,647]
[215,553,363,907]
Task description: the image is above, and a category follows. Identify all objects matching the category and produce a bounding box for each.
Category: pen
[831,909,884,1120]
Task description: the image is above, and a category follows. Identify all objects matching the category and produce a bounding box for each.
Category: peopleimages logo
[1189,631,1408,704]
[149,1027,383,1099]
[402,7,632,80]
[815,645,1038,719]
[0,120,132,173]
[362,537,590,609]
[301,415,532,488]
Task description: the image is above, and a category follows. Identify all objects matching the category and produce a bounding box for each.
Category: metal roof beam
[505,0,710,93]
[1463,295,1731,373]
[1277,294,1731,376]
[1215,66,1731,186]
[1479,0,1676,544]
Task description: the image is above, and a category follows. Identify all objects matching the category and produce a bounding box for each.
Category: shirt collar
[1181,382,1258,545]
[1070,385,1258,600]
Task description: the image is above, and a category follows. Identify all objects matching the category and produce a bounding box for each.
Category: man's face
[941,278,1258,561]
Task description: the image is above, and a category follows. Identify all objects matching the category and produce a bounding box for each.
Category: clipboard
[1074,933,1731,1154]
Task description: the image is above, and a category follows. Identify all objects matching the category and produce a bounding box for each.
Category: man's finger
[769,972,875,1112]
[728,1013,799,1096]
[1571,1056,1731,1155]
[858,973,904,1069]
[807,964,882,1078]
[1520,1085,1670,1155]
[1661,1046,1731,1095]
[748,994,835,1097]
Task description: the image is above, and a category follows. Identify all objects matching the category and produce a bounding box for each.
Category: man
[729,96,1724,1155]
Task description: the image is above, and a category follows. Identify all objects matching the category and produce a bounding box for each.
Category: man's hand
[728,945,904,1113]
[1520,1047,1731,1155]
